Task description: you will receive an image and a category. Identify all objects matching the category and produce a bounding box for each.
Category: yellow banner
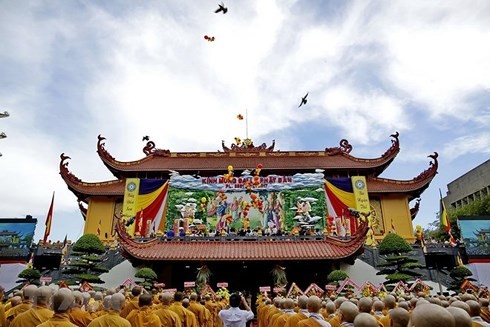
[123,178,140,235]
[351,176,370,214]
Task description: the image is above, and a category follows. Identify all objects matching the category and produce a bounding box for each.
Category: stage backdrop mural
[165,172,327,233]
[458,215,490,260]
[122,174,370,236]
[0,216,37,263]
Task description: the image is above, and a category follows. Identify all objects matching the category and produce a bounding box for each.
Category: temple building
[60,132,438,290]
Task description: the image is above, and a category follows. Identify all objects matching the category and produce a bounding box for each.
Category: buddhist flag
[62,235,68,256]
[439,189,451,232]
[43,192,55,243]
[439,189,456,246]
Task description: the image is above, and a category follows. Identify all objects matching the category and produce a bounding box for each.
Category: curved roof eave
[96,133,401,179]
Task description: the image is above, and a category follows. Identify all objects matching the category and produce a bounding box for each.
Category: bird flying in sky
[298,92,309,108]
[142,135,150,141]
[215,2,228,14]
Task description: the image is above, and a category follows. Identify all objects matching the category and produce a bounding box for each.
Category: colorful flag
[62,235,68,256]
[43,192,55,243]
[439,189,456,246]
[439,189,451,232]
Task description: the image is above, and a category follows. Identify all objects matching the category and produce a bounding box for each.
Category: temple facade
[59,132,438,290]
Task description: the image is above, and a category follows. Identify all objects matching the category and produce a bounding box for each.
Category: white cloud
[442,133,490,160]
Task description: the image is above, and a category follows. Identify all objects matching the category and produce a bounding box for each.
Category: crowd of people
[1,283,490,327]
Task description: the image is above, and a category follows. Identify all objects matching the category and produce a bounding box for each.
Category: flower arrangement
[216,287,230,300]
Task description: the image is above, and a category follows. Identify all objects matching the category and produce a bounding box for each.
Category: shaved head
[354,312,378,327]
[111,293,125,311]
[53,288,75,313]
[446,307,471,327]
[297,295,308,309]
[339,301,359,323]
[102,295,112,310]
[35,286,52,306]
[307,296,322,313]
[390,308,410,327]
[160,292,173,305]
[23,285,38,301]
[410,303,454,327]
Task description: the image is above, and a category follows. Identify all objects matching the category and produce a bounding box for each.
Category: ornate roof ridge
[96,132,400,173]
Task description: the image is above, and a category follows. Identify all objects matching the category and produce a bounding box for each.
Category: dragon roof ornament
[59,153,81,184]
[142,140,171,157]
[221,138,275,152]
[414,152,438,181]
[325,139,353,155]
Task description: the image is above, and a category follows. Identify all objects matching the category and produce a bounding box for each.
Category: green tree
[377,233,423,289]
[62,234,107,284]
[135,267,158,289]
[327,270,348,286]
[448,265,475,291]
[17,268,41,285]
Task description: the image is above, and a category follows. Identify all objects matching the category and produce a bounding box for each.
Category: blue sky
[0,1,489,242]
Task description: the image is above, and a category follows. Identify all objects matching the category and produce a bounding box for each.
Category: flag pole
[245,108,249,139]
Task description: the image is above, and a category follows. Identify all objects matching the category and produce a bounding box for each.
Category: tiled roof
[96,134,401,176]
[116,222,368,261]
[60,154,437,199]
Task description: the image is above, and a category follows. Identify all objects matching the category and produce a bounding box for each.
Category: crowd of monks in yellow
[256,291,490,327]
[1,283,490,327]
[0,284,233,327]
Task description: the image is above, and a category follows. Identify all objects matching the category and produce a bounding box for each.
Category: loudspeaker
[424,252,457,269]
[33,254,62,270]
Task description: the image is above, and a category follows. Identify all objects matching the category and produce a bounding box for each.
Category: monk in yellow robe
[38,288,78,327]
[168,292,197,327]
[378,295,396,327]
[126,294,161,327]
[154,293,181,327]
[68,291,93,327]
[0,286,6,327]
[480,299,490,323]
[90,296,111,319]
[87,293,130,327]
[5,285,37,326]
[263,297,282,327]
[188,293,209,326]
[120,286,141,318]
[298,296,331,327]
[272,298,297,327]
[285,295,309,327]
[257,298,272,327]
[10,286,53,327]
[204,295,219,327]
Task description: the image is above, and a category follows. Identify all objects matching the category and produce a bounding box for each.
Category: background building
[443,159,490,209]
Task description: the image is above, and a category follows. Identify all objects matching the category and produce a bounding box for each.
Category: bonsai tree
[376,232,423,289]
[135,267,158,289]
[327,270,349,286]
[17,268,41,285]
[62,234,107,284]
[449,265,475,291]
